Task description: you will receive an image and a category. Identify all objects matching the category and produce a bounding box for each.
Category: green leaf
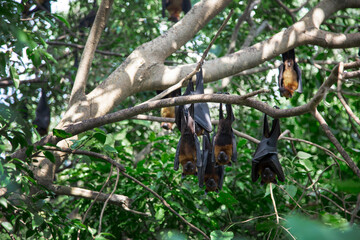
[0,197,8,208]
[104,145,117,153]
[53,14,70,28]
[93,132,106,144]
[44,151,56,163]
[210,230,234,240]
[297,151,312,159]
[1,221,13,231]
[32,214,44,229]
[285,185,297,198]
[155,207,165,221]
[9,66,20,88]
[216,191,239,209]
[298,158,313,171]
[53,129,72,138]
[334,180,360,194]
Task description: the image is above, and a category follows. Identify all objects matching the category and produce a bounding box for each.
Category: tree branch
[312,108,360,178]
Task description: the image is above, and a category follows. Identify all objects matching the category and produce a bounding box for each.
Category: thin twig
[269,183,279,224]
[350,194,360,225]
[145,9,234,103]
[280,225,296,240]
[337,62,360,126]
[307,164,336,190]
[223,213,276,231]
[320,194,360,219]
[312,108,360,178]
[77,165,114,240]
[121,171,210,240]
[98,167,120,233]
[277,185,311,216]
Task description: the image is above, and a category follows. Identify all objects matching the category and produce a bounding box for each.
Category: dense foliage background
[0,0,359,239]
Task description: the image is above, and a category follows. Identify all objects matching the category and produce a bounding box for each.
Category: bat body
[33,89,50,136]
[157,89,181,130]
[251,112,285,185]
[162,0,191,22]
[199,132,224,193]
[213,102,237,166]
[278,49,302,98]
[175,104,201,177]
[175,68,212,136]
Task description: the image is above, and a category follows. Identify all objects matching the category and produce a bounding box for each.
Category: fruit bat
[199,132,224,193]
[33,89,50,136]
[174,104,202,177]
[278,49,302,98]
[162,0,191,22]
[156,89,181,130]
[175,68,212,136]
[213,102,237,166]
[251,112,285,185]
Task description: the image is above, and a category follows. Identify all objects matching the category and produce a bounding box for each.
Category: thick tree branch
[49,185,131,207]
[69,0,114,106]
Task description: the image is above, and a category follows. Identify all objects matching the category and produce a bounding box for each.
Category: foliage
[0,0,359,239]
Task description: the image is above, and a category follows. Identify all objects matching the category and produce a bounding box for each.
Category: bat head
[183,161,196,175]
[260,167,277,185]
[205,178,219,193]
[284,59,294,68]
[279,87,293,98]
[217,151,229,165]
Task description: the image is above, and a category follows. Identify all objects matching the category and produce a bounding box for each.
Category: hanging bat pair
[278,49,302,98]
[174,68,211,179]
[199,132,225,193]
[162,0,191,22]
[157,89,181,130]
[33,88,50,136]
[251,110,285,185]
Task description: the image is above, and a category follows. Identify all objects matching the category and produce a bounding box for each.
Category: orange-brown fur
[282,59,299,98]
[160,106,175,130]
[214,144,233,165]
[179,135,197,175]
[166,0,183,22]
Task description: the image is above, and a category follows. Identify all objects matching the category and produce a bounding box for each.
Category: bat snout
[183,161,196,175]
[205,179,218,192]
[217,151,229,165]
[161,122,173,130]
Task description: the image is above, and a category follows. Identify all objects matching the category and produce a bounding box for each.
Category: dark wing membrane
[217,165,225,190]
[231,131,237,162]
[182,0,191,14]
[251,158,260,182]
[269,118,281,144]
[268,154,285,182]
[278,64,284,89]
[294,62,303,93]
[162,0,166,18]
[174,138,181,170]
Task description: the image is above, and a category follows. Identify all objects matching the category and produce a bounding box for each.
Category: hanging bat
[157,89,181,130]
[33,88,50,136]
[199,132,224,193]
[175,68,212,136]
[162,0,191,22]
[251,112,285,185]
[213,102,237,166]
[278,49,302,98]
[174,104,201,177]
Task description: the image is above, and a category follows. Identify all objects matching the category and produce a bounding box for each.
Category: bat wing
[267,154,285,182]
[269,118,281,144]
[199,134,209,187]
[294,62,303,93]
[231,130,237,162]
[195,133,202,169]
[217,165,225,190]
[251,156,261,182]
[174,137,181,171]
[162,0,166,18]
[182,0,191,14]
[278,64,284,89]
[175,105,182,131]
[194,68,212,133]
